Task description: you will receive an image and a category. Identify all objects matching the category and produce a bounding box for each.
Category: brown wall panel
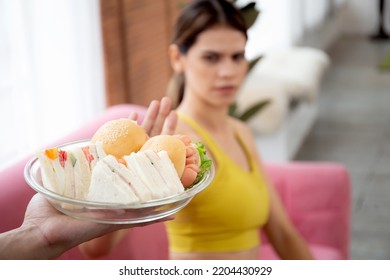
[100,0,128,106]
[100,0,186,107]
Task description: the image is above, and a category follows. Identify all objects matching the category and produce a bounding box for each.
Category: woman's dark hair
[167,0,248,107]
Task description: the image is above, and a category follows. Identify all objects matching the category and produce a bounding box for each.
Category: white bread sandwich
[143,149,184,194]
[69,146,92,200]
[87,156,140,204]
[37,148,73,197]
[124,150,184,199]
[123,152,167,199]
[98,154,153,202]
[37,142,107,200]
[87,151,185,204]
[141,134,212,189]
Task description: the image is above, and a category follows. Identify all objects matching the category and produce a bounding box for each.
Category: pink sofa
[0,104,351,260]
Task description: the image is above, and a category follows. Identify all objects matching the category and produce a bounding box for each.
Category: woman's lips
[214,86,237,96]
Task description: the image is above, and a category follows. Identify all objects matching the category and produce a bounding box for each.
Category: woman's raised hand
[129,97,177,137]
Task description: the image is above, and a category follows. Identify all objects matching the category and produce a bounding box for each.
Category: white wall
[0,0,105,170]
[245,0,341,58]
[245,0,386,58]
[341,0,384,35]
[245,0,294,59]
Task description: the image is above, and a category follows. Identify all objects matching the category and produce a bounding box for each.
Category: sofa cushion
[252,47,330,101]
[235,47,329,135]
[236,77,289,134]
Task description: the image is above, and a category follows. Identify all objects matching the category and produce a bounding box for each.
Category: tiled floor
[295,35,390,259]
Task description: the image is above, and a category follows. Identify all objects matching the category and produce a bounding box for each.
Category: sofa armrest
[263,161,351,259]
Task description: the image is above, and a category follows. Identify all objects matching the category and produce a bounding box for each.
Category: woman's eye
[203,55,218,63]
[232,53,245,62]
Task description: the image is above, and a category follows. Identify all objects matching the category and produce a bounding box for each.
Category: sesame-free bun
[91,118,148,158]
[141,135,186,177]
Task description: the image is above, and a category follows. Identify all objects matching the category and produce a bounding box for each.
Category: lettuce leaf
[190,142,212,187]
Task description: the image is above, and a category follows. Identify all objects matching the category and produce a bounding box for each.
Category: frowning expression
[180,25,248,107]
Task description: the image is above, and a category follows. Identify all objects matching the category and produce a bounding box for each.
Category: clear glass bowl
[24,140,215,224]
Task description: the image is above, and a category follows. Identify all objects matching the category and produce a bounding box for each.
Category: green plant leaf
[248,55,262,73]
[228,102,238,116]
[240,2,260,29]
[238,99,271,122]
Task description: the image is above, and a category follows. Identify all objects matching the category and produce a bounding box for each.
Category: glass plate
[24,140,215,224]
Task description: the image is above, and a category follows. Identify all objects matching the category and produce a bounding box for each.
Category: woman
[164,0,313,260]
[80,0,313,260]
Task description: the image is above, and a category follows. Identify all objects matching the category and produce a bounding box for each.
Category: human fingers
[141,100,160,135]
[149,97,172,137]
[161,110,178,135]
[128,111,138,122]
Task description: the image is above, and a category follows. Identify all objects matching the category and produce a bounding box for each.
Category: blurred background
[0,0,389,259]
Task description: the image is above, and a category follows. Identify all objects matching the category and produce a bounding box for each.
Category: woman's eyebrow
[202,50,244,55]
[201,50,220,55]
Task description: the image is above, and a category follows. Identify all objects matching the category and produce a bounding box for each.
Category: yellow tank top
[165,114,270,253]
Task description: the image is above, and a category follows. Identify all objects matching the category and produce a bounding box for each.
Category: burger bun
[91,118,148,158]
[141,135,186,177]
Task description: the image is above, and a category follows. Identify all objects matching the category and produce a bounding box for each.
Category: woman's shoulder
[228,117,253,138]
[229,117,258,153]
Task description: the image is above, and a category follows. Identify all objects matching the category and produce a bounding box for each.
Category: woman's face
[180,25,248,107]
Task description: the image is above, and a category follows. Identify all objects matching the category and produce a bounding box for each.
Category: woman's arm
[261,181,314,259]
[235,121,314,260]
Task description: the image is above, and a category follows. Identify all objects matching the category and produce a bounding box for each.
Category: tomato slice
[82,146,95,164]
[58,150,67,168]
